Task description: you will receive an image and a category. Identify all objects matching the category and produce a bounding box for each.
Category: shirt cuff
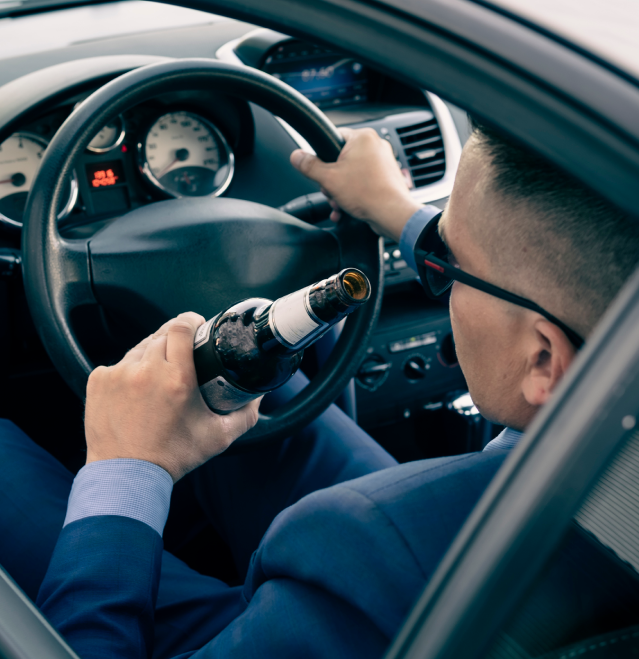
[64,459,174,536]
[399,204,443,273]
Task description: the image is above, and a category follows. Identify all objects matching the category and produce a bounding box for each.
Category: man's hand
[290,127,421,241]
[84,312,260,482]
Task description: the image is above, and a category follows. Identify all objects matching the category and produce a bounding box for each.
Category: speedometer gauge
[0,133,78,227]
[139,111,234,198]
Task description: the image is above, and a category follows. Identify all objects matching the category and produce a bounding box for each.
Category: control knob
[356,354,392,391]
[403,354,429,381]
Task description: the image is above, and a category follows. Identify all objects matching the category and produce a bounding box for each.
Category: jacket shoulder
[246,450,508,638]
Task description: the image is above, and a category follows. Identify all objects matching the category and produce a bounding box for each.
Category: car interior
[0,1,638,658]
[0,17,487,475]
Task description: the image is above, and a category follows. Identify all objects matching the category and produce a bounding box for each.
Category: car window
[483,0,639,82]
[484,426,639,658]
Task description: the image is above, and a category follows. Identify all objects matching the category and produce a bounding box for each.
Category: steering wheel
[21,58,383,450]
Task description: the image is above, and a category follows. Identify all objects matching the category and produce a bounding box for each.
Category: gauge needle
[157,158,179,179]
[156,148,190,178]
[0,173,26,187]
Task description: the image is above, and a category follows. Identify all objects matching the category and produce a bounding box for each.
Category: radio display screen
[263,45,368,109]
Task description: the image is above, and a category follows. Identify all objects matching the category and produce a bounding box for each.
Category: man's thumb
[290,149,324,181]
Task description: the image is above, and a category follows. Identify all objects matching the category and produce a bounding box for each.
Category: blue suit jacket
[36,447,639,658]
[37,451,509,658]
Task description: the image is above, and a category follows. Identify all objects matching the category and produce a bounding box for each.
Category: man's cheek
[448,287,468,369]
[449,285,483,391]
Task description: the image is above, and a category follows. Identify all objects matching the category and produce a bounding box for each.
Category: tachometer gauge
[0,133,78,227]
[139,111,234,198]
[87,116,126,153]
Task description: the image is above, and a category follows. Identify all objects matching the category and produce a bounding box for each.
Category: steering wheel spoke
[53,236,95,311]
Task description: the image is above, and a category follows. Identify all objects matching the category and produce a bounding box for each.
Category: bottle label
[194,314,219,349]
[270,288,325,348]
[199,376,261,414]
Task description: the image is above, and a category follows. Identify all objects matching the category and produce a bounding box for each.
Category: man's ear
[521,319,576,408]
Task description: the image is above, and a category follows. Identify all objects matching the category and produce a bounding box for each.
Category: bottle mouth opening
[341,269,370,302]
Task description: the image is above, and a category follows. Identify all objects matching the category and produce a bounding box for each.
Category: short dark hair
[468,118,639,337]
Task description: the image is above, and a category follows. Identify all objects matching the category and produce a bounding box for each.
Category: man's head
[441,120,639,430]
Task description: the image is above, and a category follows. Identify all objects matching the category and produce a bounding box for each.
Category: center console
[355,286,464,428]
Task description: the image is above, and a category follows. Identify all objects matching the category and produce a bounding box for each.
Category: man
[1,119,637,658]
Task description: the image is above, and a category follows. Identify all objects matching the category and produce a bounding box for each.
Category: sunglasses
[414,212,584,350]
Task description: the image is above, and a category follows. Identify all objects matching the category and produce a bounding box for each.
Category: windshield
[0,0,221,57]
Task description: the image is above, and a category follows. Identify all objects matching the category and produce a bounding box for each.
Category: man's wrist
[399,204,443,272]
[372,197,422,242]
[86,444,181,483]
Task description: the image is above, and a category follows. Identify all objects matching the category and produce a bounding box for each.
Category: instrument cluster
[0,102,237,230]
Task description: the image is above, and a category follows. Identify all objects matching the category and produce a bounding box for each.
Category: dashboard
[0,29,462,236]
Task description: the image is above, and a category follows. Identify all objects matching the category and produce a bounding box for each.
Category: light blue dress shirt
[483,427,524,452]
[64,206,521,536]
[64,459,173,536]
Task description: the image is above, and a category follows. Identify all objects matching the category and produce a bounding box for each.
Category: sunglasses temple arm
[416,251,584,349]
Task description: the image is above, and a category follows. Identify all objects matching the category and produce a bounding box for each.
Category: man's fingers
[142,333,168,363]
[121,334,154,364]
[220,397,262,440]
[338,127,355,142]
[290,150,328,183]
[121,312,204,365]
[154,312,205,339]
[165,317,199,366]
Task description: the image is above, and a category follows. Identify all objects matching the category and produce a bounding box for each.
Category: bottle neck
[267,268,370,351]
[307,271,367,321]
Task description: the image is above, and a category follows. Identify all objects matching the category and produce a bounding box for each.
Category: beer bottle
[193,268,371,413]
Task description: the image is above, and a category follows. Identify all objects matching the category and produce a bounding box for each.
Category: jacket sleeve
[37,515,163,659]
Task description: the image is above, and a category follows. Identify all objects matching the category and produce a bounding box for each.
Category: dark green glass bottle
[193,268,371,413]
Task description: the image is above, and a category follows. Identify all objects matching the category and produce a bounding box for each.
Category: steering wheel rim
[21,58,383,450]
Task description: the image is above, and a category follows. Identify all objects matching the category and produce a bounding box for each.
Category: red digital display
[86,161,125,189]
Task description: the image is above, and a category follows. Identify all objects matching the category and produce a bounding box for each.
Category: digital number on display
[86,161,125,189]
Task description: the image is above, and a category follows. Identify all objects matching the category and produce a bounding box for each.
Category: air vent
[396,117,445,188]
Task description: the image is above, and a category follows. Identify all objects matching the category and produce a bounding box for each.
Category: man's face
[439,137,534,430]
